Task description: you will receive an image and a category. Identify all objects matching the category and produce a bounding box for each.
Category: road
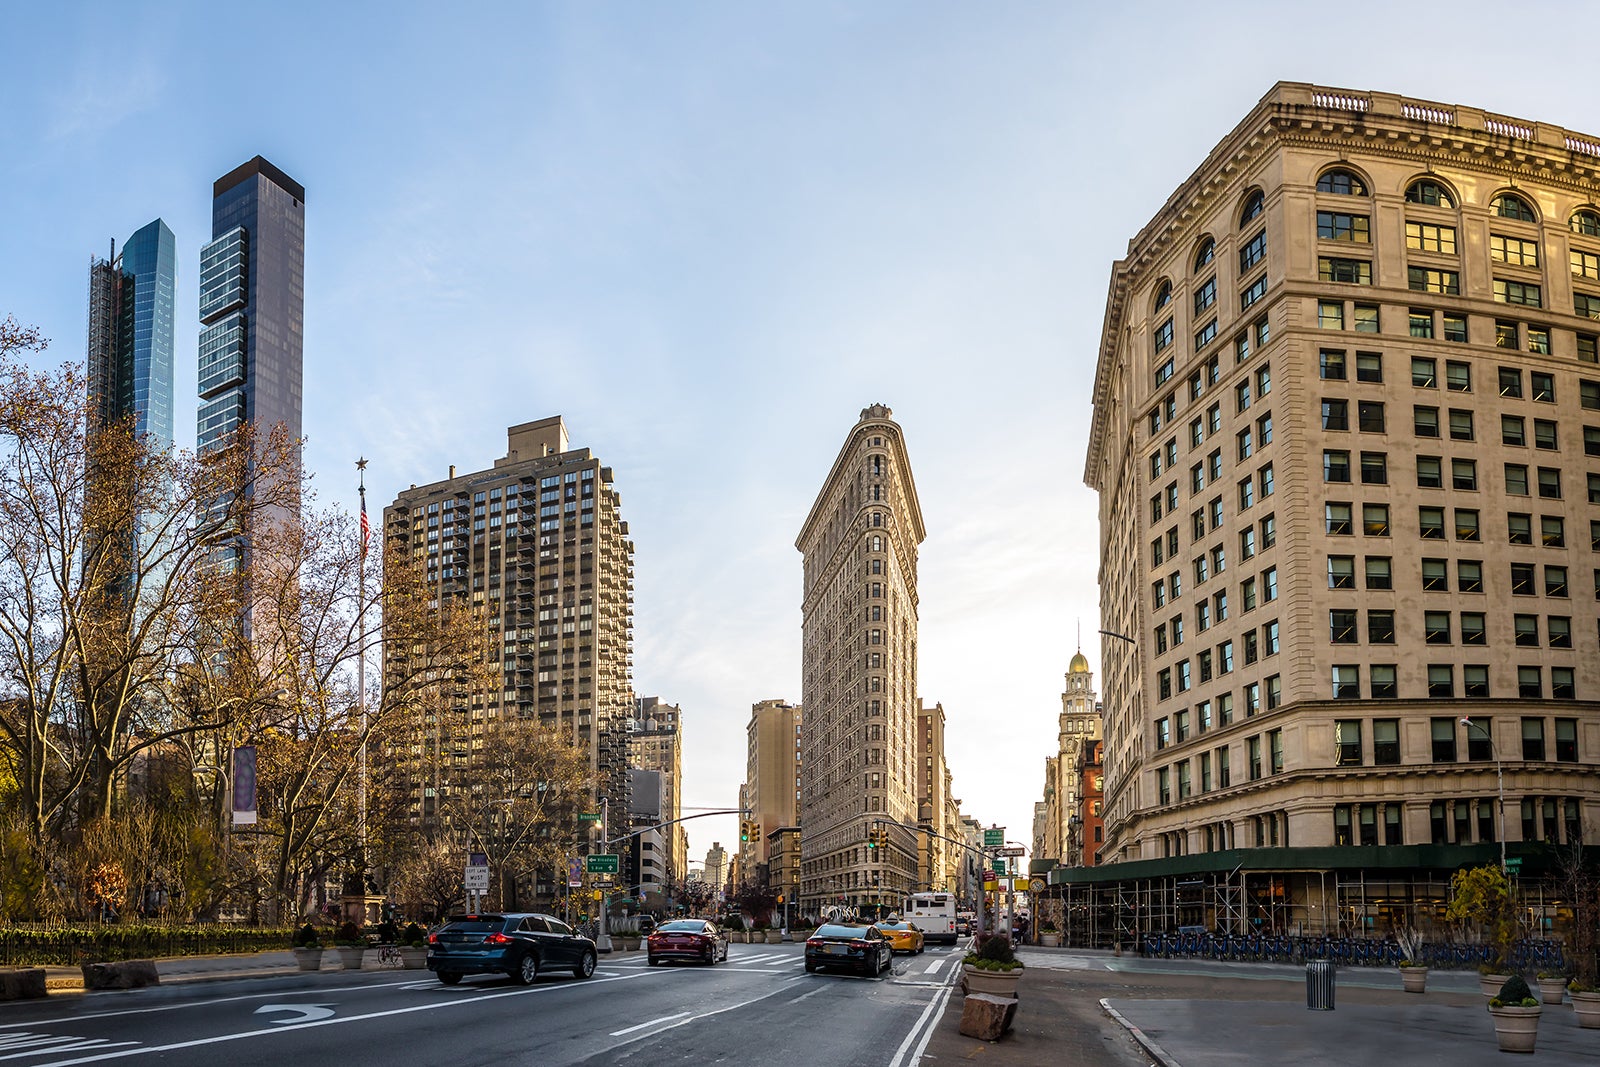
[0,943,963,1067]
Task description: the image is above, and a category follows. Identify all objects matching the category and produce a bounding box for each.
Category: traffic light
[740,819,755,843]
[865,824,878,849]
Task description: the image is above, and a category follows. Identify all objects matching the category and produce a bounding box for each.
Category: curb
[1100,998,1180,1067]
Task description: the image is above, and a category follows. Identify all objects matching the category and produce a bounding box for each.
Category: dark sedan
[804,922,892,977]
[646,919,729,965]
[427,913,597,985]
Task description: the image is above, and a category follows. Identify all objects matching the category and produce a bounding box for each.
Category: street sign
[991,858,1007,874]
[578,812,602,822]
[585,853,620,874]
[464,865,489,891]
[1505,857,1523,873]
[998,846,1026,857]
[983,828,1005,848]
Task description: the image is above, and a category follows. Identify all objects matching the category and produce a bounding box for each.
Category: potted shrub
[291,923,324,971]
[1396,924,1427,994]
[961,931,1023,996]
[400,923,429,969]
[1487,974,1541,1053]
[1445,865,1516,996]
[333,920,367,970]
[1039,920,1062,949]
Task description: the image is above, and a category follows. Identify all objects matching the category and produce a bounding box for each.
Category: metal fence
[1137,931,1566,971]
[0,926,294,966]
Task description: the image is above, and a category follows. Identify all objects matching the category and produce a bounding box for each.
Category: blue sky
[7,1,1600,863]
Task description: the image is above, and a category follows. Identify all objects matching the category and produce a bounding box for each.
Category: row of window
[1333,797,1584,848]
[1329,662,1576,699]
[1328,504,1600,550]
[1328,555,1573,597]
[1328,608,1578,649]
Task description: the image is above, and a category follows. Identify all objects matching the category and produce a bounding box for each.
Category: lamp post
[1460,716,1508,874]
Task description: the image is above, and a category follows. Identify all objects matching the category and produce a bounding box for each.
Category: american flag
[360,497,370,559]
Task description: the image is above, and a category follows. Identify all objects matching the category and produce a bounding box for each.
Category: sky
[6,0,1600,865]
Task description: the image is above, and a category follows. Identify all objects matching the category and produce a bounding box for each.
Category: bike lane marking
[609,1012,690,1036]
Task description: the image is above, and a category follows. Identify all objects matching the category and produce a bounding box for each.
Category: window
[1459,559,1484,593]
[1421,557,1448,591]
[1367,609,1395,643]
[1425,610,1451,644]
[1365,556,1393,590]
[1322,399,1348,431]
[1194,275,1217,314]
[1269,728,1283,772]
[1405,220,1457,253]
[1360,452,1387,484]
[1510,562,1536,595]
[1334,805,1353,846]
[1532,373,1554,403]
[1588,426,1600,457]
[1494,279,1542,307]
[1318,300,1344,330]
[1505,463,1529,495]
[1326,502,1352,535]
[1154,318,1174,354]
[1445,360,1471,392]
[1335,720,1363,764]
[1546,564,1569,597]
[1409,309,1434,338]
[1509,512,1533,545]
[1443,314,1467,342]
[1370,664,1397,698]
[1431,718,1458,762]
[1330,608,1357,642]
[1414,406,1440,437]
[1528,326,1550,355]
[1321,257,1371,284]
[1499,366,1523,398]
[1461,611,1486,644]
[1493,192,1536,221]
[1240,230,1267,271]
[1556,719,1578,761]
[1364,503,1390,536]
[1263,565,1277,600]
[1412,357,1437,387]
[1521,718,1547,761]
[1519,667,1542,699]
[1497,320,1518,349]
[1237,428,1254,460]
[1373,720,1400,765]
[1454,508,1478,541]
[1355,352,1381,382]
[1321,350,1347,379]
[1240,526,1257,559]
[1318,169,1367,195]
[1573,209,1600,237]
[1416,456,1443,488]
[1552,667,1575,699]
[1323,449,1350,483]
[1575,249,1600,280]
[1247,735,1262,779]
[1406,179,1454,206]
[1542,514,1565,547]
[1583,335,1598,362]
[1328,555,1355,589]
[1452,459,1477,491]
[1240,275,1268,310]
[1241,191,1265,225]
[1584,379,1600,409]
[1490,233,1540,266]
[1418,506,1445,539]
[1408,266,1459,294]
[1538,467,1562,499]
[1318,211,1370,242]
[1358,401,1385,433]
[1449,409,1474,441]
[1502,415,1526,446]
[1464,664,1490,698]
[1549,615,1571,649]
[1194,318,1218,350]
[1428,664,1454,698]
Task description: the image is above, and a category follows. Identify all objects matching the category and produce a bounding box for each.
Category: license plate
[825,945,846,955]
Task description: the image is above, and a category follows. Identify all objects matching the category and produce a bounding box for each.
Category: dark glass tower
[198,156,304,458]
[87,218,177,449]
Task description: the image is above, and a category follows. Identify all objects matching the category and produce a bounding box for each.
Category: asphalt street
[0,942,961,1067]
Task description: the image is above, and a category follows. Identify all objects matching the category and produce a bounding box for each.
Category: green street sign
[983,828,1004,848]
[585,853,620,874]
[991,858,1007,874]
[1505,857,1523,873]
[578,813,602,822]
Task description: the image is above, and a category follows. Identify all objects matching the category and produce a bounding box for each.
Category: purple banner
[232,746,258,826]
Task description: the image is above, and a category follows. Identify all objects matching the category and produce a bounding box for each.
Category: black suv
[427,913,598,985]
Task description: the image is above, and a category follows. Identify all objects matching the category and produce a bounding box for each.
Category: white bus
[904,892,959,944]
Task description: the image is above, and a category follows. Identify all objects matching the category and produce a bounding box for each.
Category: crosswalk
[0,1030,140,1059]
[601,944,964,981]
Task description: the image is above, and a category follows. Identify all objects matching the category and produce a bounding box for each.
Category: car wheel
[805,959,816,973]
[703,945,714,965]
[438,972,462,985]
[512,953,539,986]
[573,949,597,979]
[878,949,890,975]
[648,954,660,967]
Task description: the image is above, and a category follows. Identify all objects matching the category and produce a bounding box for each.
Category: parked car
[647,918,729,965]
[804,922,892,977]
[873,920,925,954]
[636,915,657,935]
[427,913,597,985]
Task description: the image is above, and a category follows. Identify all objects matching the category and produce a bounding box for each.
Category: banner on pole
[231,746,257,826]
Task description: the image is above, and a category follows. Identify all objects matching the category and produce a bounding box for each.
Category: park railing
[1136,931,1565,972]
[0,925,296,966]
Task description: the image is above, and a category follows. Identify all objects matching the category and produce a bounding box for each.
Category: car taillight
[806,938,822,948]
[428,933,438,944]
[690,934,707,945]
[485,932,513,944]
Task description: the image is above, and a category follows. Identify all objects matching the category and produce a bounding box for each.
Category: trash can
[1306,959,1336,1010]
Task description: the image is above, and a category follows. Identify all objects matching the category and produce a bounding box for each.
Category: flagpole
[357,457,369,883]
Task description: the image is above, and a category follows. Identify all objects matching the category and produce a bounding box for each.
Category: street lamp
[1460,717,1508,874]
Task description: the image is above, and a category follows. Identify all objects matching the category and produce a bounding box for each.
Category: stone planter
[1487,1004,1541,1054]
[1400,965,1428,993]
[1040,932,1062,948]
[399,946,428,970]
[765,930,783,944]
[1535,977,1566,1005]
[334,946,366,970]
[961,963,1022,997]
[1571,990,1600,1028]
[292,947,324,971]
[1478,971,1513,998]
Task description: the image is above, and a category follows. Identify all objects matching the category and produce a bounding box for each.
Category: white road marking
[785,988,825,1005]
[0,1043,139,1061]
[608,1012,690,1037]
[253,1005,335,1025]
[922,959,944,974]
[890,964,960,1067]
[763,957,792,966]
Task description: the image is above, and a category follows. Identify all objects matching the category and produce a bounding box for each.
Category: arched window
[1316,169,1368,196]
[1194,238,1215,271]
[1154,280,1172,310]
[1493,193,1536,222]
[1240,191,1265,227]
[1406,180,1455,208]
[1571,209,1600,237]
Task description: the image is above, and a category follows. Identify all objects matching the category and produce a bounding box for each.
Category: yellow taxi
[873,919,925,955]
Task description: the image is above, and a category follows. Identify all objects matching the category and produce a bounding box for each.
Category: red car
[647,919,730,966]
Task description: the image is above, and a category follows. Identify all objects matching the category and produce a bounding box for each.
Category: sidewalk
[924,946,1600,1066]
[40,950,351,991]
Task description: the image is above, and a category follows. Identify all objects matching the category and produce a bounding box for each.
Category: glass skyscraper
[198,156,304,458]
[87,218,176,450]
